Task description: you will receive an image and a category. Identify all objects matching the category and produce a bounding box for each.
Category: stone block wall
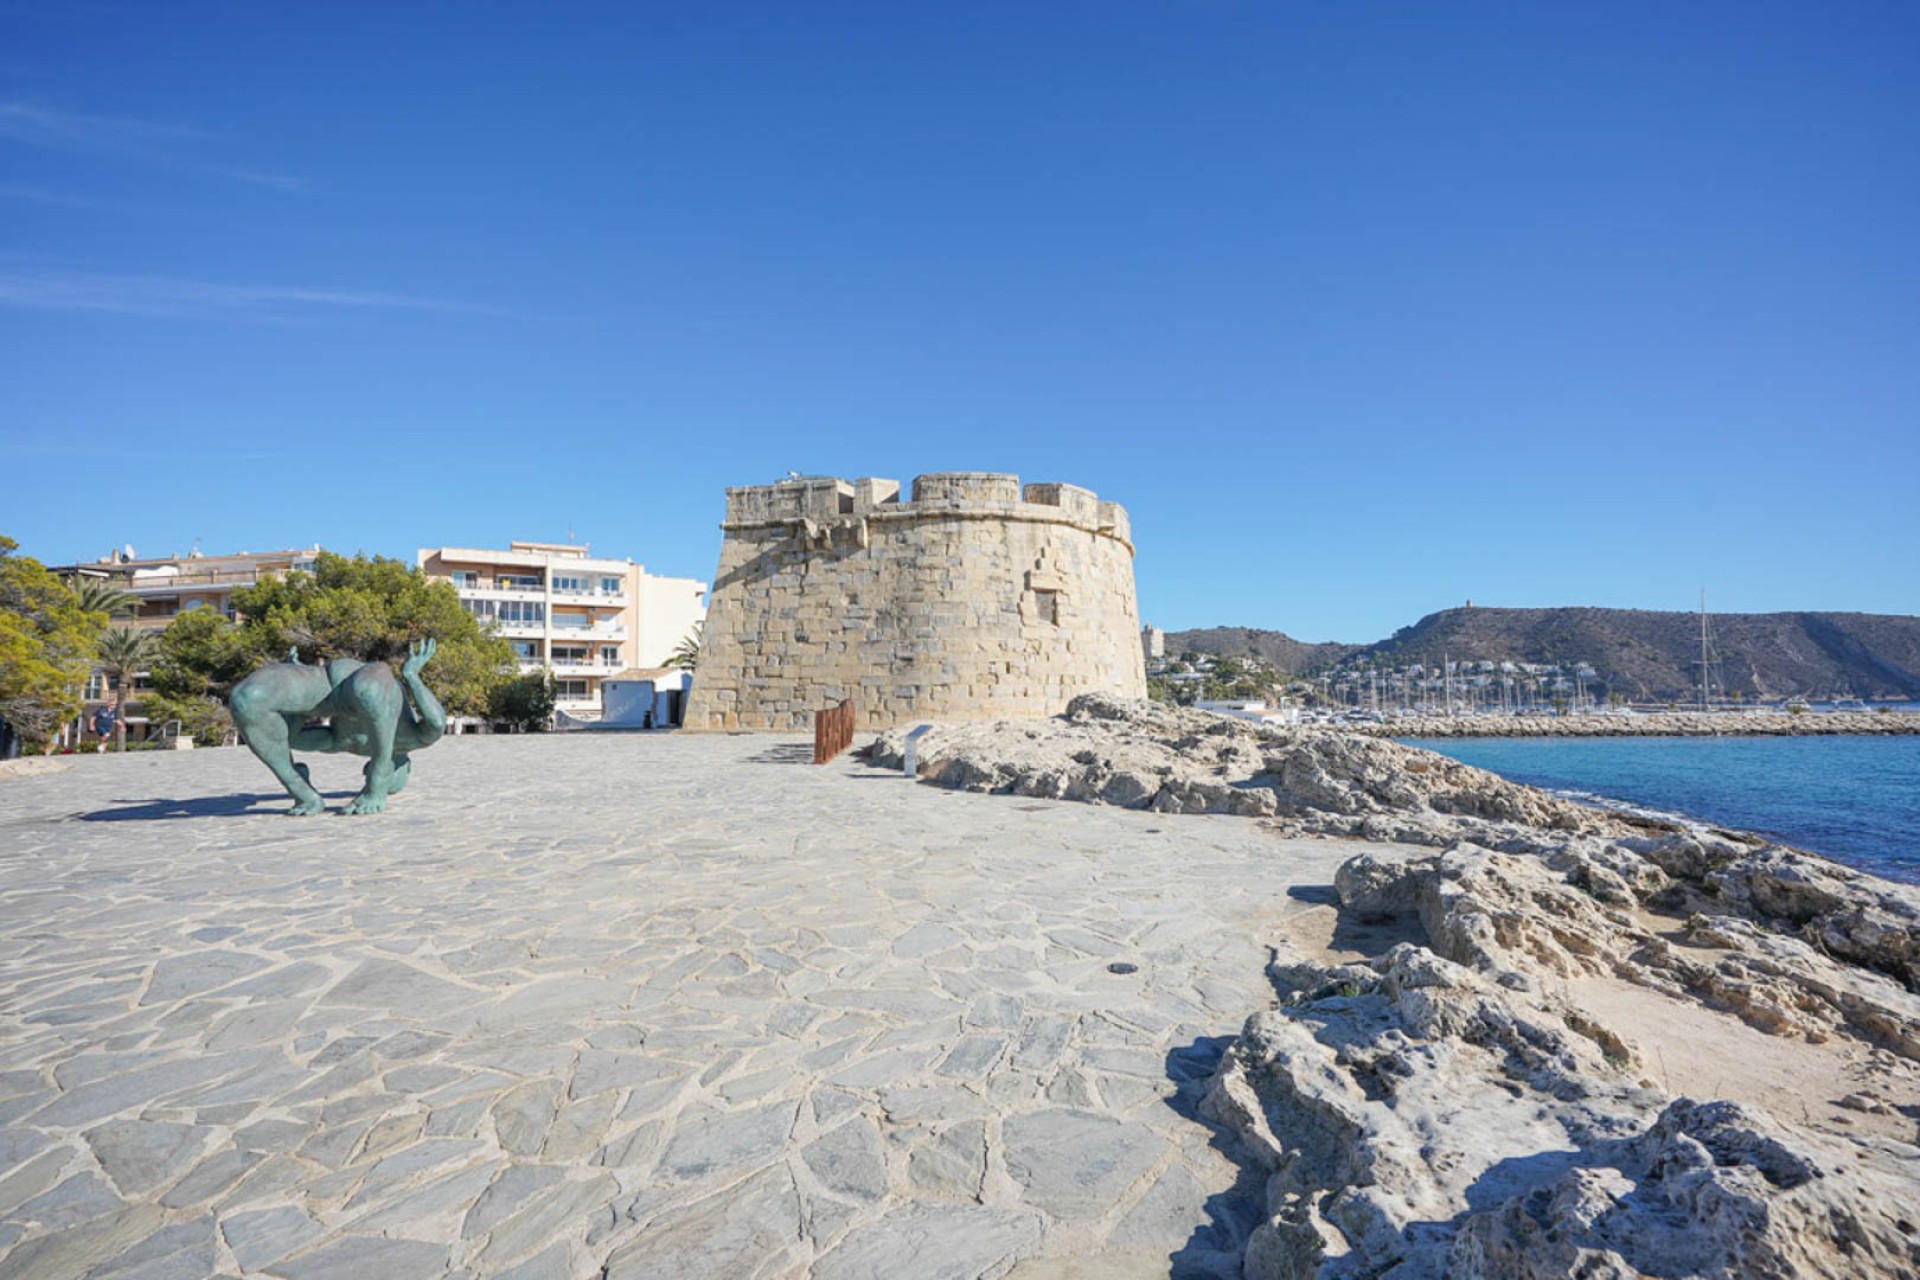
[683,472,1147,731]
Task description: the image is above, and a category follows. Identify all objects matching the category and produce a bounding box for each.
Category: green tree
[95,626,161,752]
[144,608,259,747]
[667,622,703,672]
[227,552,514,717]
[488,670,555,732]
[0,537,106,750]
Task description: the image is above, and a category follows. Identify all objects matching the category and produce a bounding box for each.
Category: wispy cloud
[0,182,110,209]
[0,100,305,191]
[0,100,207,146]
[0,270,493,319]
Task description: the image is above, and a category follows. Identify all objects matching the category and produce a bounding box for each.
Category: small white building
[600,668,692,729]
[1195,698,1300,725]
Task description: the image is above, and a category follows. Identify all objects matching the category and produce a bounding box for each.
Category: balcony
[549,660,624,675]
[549,621,626,641]
[454,581,545,597]
[124,569,259,592]
[551,585,627,604]
[493,620,546,638]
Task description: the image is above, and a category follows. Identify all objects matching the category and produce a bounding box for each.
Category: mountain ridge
[1165,607,1920,701]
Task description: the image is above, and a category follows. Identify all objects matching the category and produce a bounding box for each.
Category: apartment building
[416,541,707,716]
[58,545,325,631]
[50,545,325,740]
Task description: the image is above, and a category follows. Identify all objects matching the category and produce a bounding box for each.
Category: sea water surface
[1400,735,1920,884]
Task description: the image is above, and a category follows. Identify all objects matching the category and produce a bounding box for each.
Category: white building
[418,541,706,718]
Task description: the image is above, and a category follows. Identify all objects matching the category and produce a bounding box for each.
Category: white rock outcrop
[871,695,1920,1278]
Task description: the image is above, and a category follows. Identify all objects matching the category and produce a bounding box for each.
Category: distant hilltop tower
[1141,624,1165,661]
[684,472,1146,731]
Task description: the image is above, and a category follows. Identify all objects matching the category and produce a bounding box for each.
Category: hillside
[1160,626,1358,674]
[1169,608,1920,700]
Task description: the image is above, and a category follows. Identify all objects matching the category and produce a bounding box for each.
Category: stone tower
[684,472,1146,731]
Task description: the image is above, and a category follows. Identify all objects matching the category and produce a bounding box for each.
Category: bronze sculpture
[228,639,445,815]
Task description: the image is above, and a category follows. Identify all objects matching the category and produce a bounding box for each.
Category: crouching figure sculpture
[229,639,445,815]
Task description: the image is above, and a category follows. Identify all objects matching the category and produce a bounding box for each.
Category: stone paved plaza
[0,734,1383,1279]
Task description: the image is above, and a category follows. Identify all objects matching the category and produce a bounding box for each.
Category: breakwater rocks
[1354,710,1920,738]
[869,693,1633,837]
[870,695,1920,1277]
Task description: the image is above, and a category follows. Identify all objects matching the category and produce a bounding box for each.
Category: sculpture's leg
[387,754,411,795]
[231,693,327,816]
[342,674,403,816]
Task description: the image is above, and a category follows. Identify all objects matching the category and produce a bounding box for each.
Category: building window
[452,571,477,588]
[554,679,589,699]
[1033,589,1060,626]
[511,641,536,660]
[553,575,586,593]
[499,573,540,590]
[497,600,544,625]
[601,576,622,594]
[551,612,589,629]
[601,647,621,667]
[552,645,588,663]
[85,673,106,700]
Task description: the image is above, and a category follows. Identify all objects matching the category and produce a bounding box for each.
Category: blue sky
[2,2,1914,641]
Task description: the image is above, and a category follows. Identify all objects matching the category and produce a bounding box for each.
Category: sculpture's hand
[402,637,436,678]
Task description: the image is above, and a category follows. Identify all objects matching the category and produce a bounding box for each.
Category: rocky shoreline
[870,695,1920,1278]
[1353,710,1920,737]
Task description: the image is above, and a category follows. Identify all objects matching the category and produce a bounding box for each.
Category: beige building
[416,541,707,716]
[50,545,326,740]
[685,473,1145,732]
[58,545,325,632]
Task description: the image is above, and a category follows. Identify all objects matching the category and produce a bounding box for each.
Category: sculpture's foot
[287,795,326,817]
[344,789,388,815]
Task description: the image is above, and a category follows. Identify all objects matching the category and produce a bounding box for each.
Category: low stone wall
[1356,711,1920,738]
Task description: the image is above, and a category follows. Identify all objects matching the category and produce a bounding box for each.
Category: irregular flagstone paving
[0,734,1388,1279]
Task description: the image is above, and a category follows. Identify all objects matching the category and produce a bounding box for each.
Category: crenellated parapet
[685,472,1146,732]
[720,472,1132,551]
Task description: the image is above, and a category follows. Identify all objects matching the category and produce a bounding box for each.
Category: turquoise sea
[1400,734,1920,884]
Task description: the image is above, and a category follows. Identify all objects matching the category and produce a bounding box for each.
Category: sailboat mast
[1699,589,1709,711]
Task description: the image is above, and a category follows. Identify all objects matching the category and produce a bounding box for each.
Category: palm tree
[95,626,161,752]
[66,575,134,620]
[667,622,703,672]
